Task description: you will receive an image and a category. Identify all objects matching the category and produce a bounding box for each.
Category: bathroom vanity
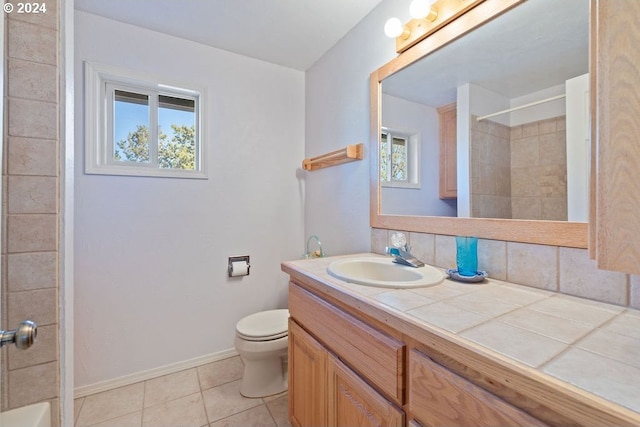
[282,255,640,427]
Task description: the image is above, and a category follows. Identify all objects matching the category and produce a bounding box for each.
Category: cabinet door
[592,0,640,274]
[437,102,457,199]
[289,319,327,427]
[409,349,546,427]
[328,354,404,427]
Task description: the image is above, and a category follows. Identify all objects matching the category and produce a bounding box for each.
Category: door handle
[0,320,37,350]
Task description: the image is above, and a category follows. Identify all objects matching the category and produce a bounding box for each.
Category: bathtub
[0,402,50,427]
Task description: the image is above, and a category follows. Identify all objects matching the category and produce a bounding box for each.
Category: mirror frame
[370,0,588,248]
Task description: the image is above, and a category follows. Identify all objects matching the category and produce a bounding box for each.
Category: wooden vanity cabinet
[288,319,327,427]
[408,349,546,427]
[288,282,405,427]
[287,279,552,427]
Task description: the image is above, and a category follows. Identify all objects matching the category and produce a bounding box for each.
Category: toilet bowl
[234,309,289,398]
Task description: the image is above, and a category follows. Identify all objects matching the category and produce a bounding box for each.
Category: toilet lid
[236,309,289,341]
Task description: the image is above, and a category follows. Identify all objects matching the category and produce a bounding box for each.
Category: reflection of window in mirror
[380,128,421,189]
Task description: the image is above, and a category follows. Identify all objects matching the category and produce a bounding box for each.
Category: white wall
[566,73,590,222]
[74,12,305,388]
[381,94,457,217]
[304,0,412,255]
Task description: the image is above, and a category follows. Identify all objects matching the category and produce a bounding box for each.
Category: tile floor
[74,356,291,427]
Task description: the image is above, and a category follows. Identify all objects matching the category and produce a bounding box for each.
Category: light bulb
[384,17,404,38]
[410,0,438,21]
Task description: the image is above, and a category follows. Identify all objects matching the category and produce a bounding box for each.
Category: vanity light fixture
[384,0,485,53]
[384,0,438,39]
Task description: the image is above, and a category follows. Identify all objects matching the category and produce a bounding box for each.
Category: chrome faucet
[386,244,425,268]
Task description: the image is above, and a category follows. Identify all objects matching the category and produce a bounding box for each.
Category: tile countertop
[281,253,640,419]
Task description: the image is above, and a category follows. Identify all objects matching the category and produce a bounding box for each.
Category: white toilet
[234,309,289,398]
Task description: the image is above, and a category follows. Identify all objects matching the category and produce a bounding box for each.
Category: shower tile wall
[470,116,511,218]
[470,115,567,220]
[511,116,567,220]
[1,3,61,426]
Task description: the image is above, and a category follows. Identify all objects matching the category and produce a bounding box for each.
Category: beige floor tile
[88,411,142,427]
[372,290,434,311]
[75,383,144,427]
[543,348,640,413]
[209,405,276,427]
[202,380,263,423]
[407,301,488,333]
[266,394,292,427]
[261,391,287,404]
[197,357,245,390]
[142,393,207,427]
[498,308,594,344]
[144,368,200,408]
[461,320,567,367]
[74,397,85,425]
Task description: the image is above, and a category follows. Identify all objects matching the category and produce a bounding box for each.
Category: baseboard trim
[74,348,239,398]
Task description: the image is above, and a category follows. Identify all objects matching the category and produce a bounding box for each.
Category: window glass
[114,90,150,164]
[380,129,420,189]
[391,136,407,181]
[158,95,196,170]
[380,132,389,182]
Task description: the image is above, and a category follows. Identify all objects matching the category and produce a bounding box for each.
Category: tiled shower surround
[372,229,640,309]
[1,2,61,426]
[470,115,568,221]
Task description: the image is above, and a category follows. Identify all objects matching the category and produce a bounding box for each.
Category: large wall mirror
[370,0,589,248]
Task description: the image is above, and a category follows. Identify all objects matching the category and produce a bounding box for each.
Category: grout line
[555,245,561,292]
[73,397,85,427]
[265,401,279,427]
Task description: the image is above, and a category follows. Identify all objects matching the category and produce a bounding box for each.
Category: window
[380,128,421,188]
[85,62,206,178]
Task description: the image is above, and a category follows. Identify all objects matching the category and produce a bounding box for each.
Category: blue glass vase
[455,236,478,276]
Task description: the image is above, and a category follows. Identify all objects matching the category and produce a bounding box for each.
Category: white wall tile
[507,242,558,291]
[559,247,628,305]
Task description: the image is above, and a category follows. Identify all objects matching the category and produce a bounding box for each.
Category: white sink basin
[327,257,445,288]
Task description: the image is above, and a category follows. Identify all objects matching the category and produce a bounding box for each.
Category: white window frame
[84,61,207,179]
[380,128,421,189]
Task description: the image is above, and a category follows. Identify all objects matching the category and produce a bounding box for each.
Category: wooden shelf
[302,143,364,171]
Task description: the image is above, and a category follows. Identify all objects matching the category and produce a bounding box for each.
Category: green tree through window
[115,124,196,170]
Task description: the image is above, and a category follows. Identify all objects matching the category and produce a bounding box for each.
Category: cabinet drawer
[289,283,404,403]
[409,349,546,427]
[328,353,404,427]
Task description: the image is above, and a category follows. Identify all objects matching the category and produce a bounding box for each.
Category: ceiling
[74,0,385,71]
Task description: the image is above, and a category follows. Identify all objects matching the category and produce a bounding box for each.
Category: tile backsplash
[372,228,638,309]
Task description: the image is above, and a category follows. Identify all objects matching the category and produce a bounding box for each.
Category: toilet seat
[236,309,289,342]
